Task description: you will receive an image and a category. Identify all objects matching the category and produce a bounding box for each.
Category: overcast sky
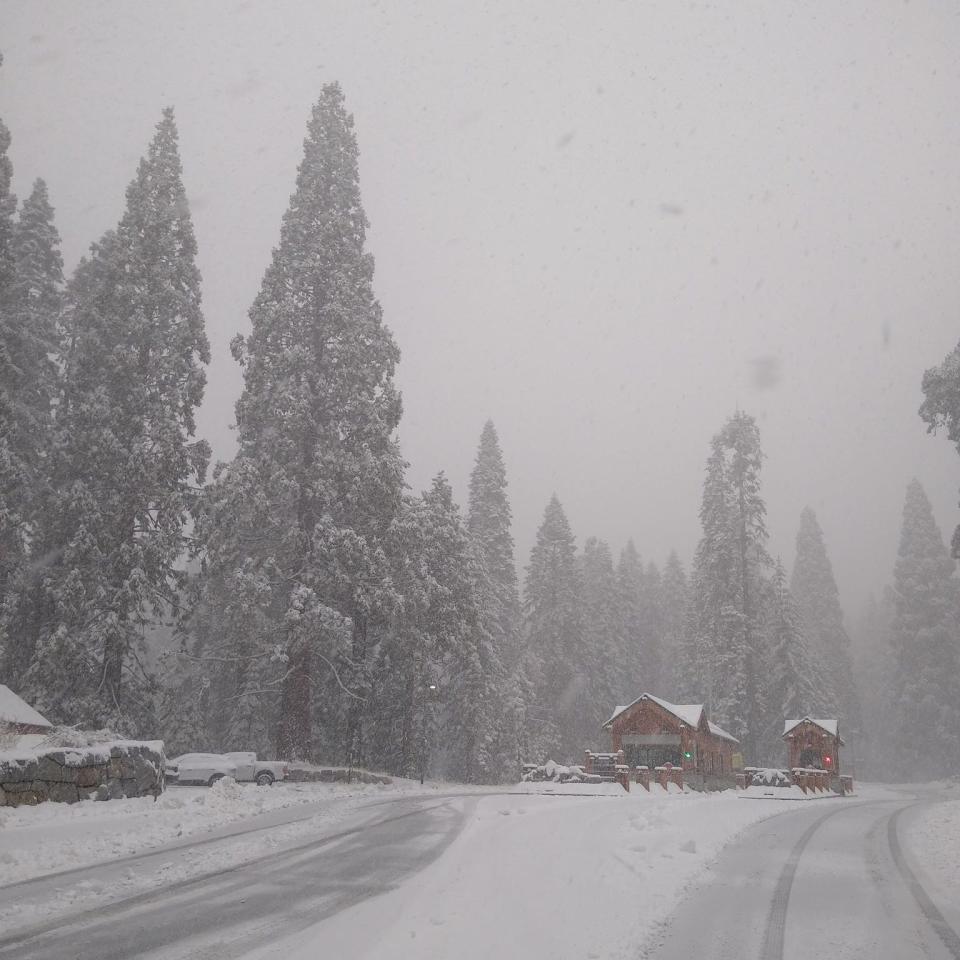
[3,0,960,619]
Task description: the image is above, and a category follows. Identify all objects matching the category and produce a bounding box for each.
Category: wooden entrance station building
[602,693,739,779]
[783,717,843,776]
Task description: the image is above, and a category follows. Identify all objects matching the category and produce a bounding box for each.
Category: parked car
[222,752,289,786]
[166,753,238,786]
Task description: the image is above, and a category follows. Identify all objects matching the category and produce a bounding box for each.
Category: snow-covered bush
[522,760,599,784]
[749,768,790,787]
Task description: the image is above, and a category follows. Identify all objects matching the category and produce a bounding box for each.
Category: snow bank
[903,795,960,896]
[249,790,802,960]
[0,777,445,885]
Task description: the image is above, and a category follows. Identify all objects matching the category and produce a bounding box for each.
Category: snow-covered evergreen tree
[581,537,621,730]
[790,507,858,728]
[194,85,404,761]
[523,495,585,760]
[365,476,488,780]
[921,343,960,556]
[759,559,819,763]
[688,411,771,758]
[851,589,897,779]
[615,540,645,696]
[0,178,64,680]
[465,420,524,778]
[0,54,14,302]
[660,551,690,698]
[15,109,209,733]
[640,561,665,692]
[890,480,960,776]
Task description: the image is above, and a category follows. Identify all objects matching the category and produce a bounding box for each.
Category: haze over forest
[3,0,960,619]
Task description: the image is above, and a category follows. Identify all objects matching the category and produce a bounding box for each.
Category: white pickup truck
[222,752,289,786]
[167,752,289,787]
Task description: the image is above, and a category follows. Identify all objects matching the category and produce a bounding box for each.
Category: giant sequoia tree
[688,411,770,756]
[195,85,405,761]
[17,109,209,731]
[890,480,960,775]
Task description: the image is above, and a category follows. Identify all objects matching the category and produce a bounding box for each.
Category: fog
[3,0,959,616]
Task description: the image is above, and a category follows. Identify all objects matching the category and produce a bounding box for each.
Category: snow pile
[0,738,163,765]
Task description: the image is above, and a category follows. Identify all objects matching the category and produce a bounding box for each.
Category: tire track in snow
[887,805,960,960]
[0,798,460,954]
[759,801,867,959]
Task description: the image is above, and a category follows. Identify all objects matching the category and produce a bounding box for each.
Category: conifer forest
[2,35,959,786]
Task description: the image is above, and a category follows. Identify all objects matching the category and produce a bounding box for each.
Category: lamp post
[418,680,439,785]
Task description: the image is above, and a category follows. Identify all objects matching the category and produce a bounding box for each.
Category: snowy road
[1,786,956,960]
[0,794,475,960]
[643,792,960,960]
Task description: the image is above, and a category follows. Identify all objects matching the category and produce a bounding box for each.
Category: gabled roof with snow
[603,693,704,730]
[707,720,740,744]
[0,685,52,728]
[783,717,842,743]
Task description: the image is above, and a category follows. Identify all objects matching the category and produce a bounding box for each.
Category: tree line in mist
[1,69,958,780]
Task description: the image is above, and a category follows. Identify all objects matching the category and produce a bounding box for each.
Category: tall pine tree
[660,551,690,699]
[1,179,65,682]
[640,561,665,693]
[890,480,960,776]
[790,507,859,729]
[523,495,584,759]
[194,84,404,761]
[0,53,14,302]
[19,109,209,732]
[615,540,646,696]
[465,420,523,778]
[688,412,770,757]
[368,476,484,781]
[581,537,621,730]
[759,559,819,763]
[851,589,897,779]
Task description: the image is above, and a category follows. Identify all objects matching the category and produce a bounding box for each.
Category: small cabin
[783,717,843,776]
[602,693,739,778]
[0,685,52,741]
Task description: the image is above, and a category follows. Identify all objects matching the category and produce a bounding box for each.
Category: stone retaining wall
[287,765,392,785]
[0,741,165,807]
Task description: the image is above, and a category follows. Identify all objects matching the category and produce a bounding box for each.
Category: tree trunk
[278,642,312,761]
[346,612,368,767]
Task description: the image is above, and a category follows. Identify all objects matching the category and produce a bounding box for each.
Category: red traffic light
[823,755,832,765]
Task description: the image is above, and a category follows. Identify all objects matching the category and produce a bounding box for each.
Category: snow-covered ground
[247,786,819,960]
[0,775,448,886]
[904,787,960,897]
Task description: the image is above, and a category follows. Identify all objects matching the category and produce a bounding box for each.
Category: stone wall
[287,765,392,785]
[0,741,165,807]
